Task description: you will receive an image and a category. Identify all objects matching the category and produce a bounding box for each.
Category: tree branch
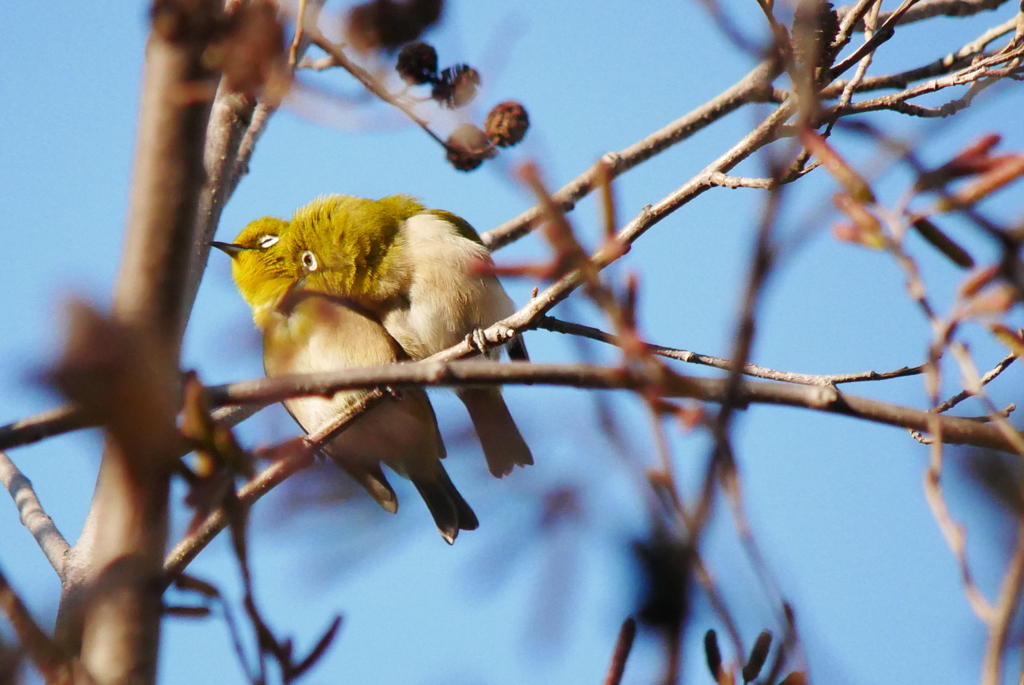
[981,519,1024,685]
[840,0,1011,29]
[0,565,70,682]
[202,359,1024,454]
[163,392,384,579]
[55,3,222,682]
[481,59,783,249]
[0,451,69,578]
[539,316,926,385]
[821,16,1018,97]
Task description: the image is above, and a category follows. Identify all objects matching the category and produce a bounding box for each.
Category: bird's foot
[467,326,518,357]
[467,328,491,356]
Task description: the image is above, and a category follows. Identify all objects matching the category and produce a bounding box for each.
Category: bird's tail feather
[412,462,479,544]
[459,387,533,478]
[506,335,529,361]
[331,457,399,514]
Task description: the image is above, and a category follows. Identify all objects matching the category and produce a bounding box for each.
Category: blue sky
[2,1,1024,683]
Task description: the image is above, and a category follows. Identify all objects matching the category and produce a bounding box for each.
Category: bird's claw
[468,328,490,355]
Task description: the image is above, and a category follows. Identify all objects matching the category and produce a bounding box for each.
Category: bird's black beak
[211,241,248,257]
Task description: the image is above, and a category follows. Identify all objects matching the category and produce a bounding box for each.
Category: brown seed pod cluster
[432,63,480,109]
[395,42,480,109]
[444,101,529,173]
[791,0,840,71]
[445,123,496,172]
[484,101,529,148]
[394,41,530,171]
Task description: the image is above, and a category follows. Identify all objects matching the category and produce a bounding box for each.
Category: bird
[283,194,533,478]
[213,217,478,544]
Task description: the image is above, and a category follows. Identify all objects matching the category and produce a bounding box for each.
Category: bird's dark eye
[258,235,280,249]
[301,250,318,271]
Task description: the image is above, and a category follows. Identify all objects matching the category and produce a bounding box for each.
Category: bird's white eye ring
[301,250,318,272]
[258,235,280,249]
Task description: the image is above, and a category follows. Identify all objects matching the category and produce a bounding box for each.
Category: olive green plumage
[285,194,534,478]
[214,215,478,544]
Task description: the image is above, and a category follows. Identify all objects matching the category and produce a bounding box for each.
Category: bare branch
[822,16,1018,96]
[0,451,69,577]
[981,520,1024,685]
[307,31,448,148]
[830,0,926,80]
[482,59,783,249]
[840,0,1011,29]
[163,392,384,578]
[0,392,262,455]
[602,617,637,685]
[202,359,1023,453]
[922,421,995,623]
[936,352,1017,413]
[0,406,88,453]
[56,3,223,682]
[0,565,70,682]
[824,45,1024,119]
[539,316,926,385]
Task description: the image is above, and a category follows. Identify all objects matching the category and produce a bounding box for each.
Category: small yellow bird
[214,218,478,544]
[284,195,533,478]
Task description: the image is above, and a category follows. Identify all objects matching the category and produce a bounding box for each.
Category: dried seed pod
[445,123,495,172]
[911,216,974,268]
[163,605,213,618]
[742,630,772,683]
[485,101,529,147]
[704,629,723,680]
[432,64,480,108]
[633,532,694,633]
[792,0,840,70]
[346,0,443,52]
[396,41,438,85]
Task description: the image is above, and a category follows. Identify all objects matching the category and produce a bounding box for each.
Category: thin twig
[950,344,1024,457]
[840,0,1010,29]
[539,316,926,386]
[826,0,884,137]
[307,31,448,148]
[822,17,1018,97]
[981,519,1024,685]
[482,59,783,249]
[287,0,308,69]
[935,352,1017,413]
[921,415,996,622]
[0,565,69,681]
[164,392,385,578]
[0,451,69,577]
[823,44,1024,119]
[0,405,89,453]
[602,617,637,685]
[830,0,924,80]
